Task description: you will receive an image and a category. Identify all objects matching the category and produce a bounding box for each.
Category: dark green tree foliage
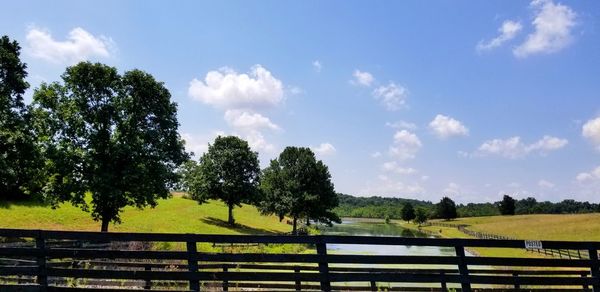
[414,208,428,225]
[32,62,187,231]
[401,202,416,222]
[260,147,340,234]
[0,36,43,199]
[334,193,433,219]
[436,196,457,220]
[186,136,260,226]
[498,195,516,215]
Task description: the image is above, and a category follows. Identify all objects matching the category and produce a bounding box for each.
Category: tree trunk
[292,217,297,235]
[228,204,235,226]
[101,217,110,232]
[306,217,311,226]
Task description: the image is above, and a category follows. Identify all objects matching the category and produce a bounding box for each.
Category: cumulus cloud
[360,175,425,197]
[312,60,322,72]
[443,182,461,196]
[386,120,417,131]
[388,130,422,160]
[514,0,577,58]
[538,179,555,189]
[477,20,523,51]
[224,110,280,131]
[576,166,600,183]
[188,65,284,109]
[351,70,374,87]
[382,161,417,175]
[312,143,336,156]
[181,131,225,157]
[429,114,469,139]
[26,26,114,64]
[475,135,567,159]
[582,116,600,150]
[372,82,408,111]
[371,151,382,158]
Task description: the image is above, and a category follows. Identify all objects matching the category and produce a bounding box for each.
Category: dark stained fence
[0,228,599,291]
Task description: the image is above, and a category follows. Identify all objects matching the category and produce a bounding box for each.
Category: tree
[260,147,340,234]
[0,36,43,199]
[32,62,187,231]
[436,196,457,220]
[401,202,416,222]
[185,136,260,226]
[414,208,428,225]
[498,194,516,215]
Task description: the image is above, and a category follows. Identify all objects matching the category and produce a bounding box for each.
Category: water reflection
[320,219,457,256]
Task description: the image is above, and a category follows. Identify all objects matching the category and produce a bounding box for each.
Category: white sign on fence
[524,240,543,249]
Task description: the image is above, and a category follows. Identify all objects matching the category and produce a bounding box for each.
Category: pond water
[319,218,464,257]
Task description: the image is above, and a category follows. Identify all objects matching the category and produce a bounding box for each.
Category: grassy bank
[0,195,291,235]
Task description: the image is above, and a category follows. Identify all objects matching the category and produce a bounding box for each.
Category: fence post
[370,280,377,291]
[440,270,447,292]
[186,241,200,291]
[589,249,600,292]
[36,230,48,292]
[144,264,152,290]
[294,266,301,291]
[222,266,229,291]
[512,272,520,290]
[316,238,331,292]
[455,246,471,292]
[582,272,590,291]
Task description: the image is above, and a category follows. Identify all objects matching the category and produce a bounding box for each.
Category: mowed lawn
[0,195,292,235]
[442,213,600,241]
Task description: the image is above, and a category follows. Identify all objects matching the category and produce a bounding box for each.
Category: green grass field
[439,213,600,241]
[0,194,291,235]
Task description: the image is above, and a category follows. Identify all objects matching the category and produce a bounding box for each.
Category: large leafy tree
[260,147,340,234]
[436,196,457,220]
[185,136,260,226]
[498,194,516,215]
[0,36,42,199]
[401,202,416,222]
[32,62,187,231]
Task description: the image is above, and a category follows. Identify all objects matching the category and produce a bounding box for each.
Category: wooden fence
[423,222,590,260]
[1,228,600,291]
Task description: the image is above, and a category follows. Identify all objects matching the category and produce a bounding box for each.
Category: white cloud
[582,116,600,151]
[312,60,322,72]
[475,135,567,159]
[477,20,523,51]
[429,114,469,139]
[360,175,425,197]
[388,130,422,160]
[444,182,461,195]
[26,27,114,64]
[181,131,224,157]
[372,82,408,111]
[514,0,577,58]
[382,161,417,175]
[538,179,555,189]
[576,166,600,183]
[371,151,382,158]
[224,110,280,131]
[385,120,417,131]
[244,130,276,154]
[351,70,374,87]
[312,143,336,156]
[188,65,284,109]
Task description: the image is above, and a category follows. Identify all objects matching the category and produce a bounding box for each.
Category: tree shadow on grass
[0,198,49,209]
[200,217,284,235]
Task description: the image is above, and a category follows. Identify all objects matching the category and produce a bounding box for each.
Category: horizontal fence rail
[0,228,599,291]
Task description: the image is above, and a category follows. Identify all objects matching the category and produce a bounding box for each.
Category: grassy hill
[445,213,600,241]
[0,195,292,235]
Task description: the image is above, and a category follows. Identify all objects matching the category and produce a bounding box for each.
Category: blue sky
[3,0,600,203]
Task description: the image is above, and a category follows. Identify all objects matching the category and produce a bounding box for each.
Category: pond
[319,218,467,257]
